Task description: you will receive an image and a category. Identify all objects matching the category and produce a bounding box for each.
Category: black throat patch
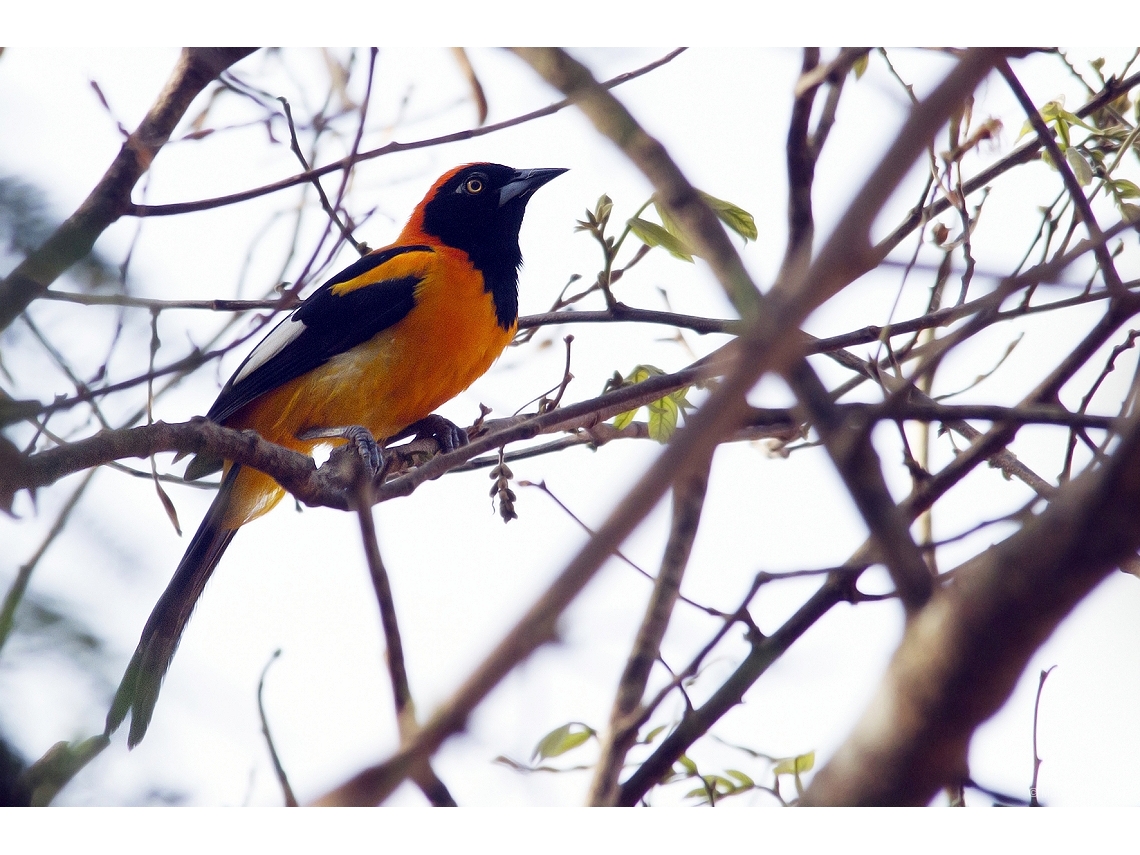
[419,165,530,331]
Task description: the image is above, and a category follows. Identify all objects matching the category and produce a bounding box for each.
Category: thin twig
[350,462,456,806]
[1030,665,1056,806]
[128,49,688,219]
[0,470,97,655]
[257,649,298,807]
[998,61,1125,294]
[588,454,711,805]
[278,97,365,255]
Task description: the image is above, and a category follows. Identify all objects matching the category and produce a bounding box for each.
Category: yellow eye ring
[464,177,484,194]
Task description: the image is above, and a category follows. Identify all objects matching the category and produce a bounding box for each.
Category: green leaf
[1039,99,1062,122]
[1017,98,1094,145]
[647,393,677,442]
[1112,178,1140,199]
[773,750,815,800]
[651,386,694,443]
[627,216,693,261]
[626,365,657,384]
[607,365,691,442]
[705,774,736,793]
[672,386,694,410]
[640,724,668,745]
[612,408,637,431]
[609,364,656,431]
[795,749,815,773]
[1017,99,1062,142]
[647,192,757,257]
[574,209,598,232]
[852,52,869,79]
[1056,107,1095,132]
[1065,147,1093,186]
[773,750,815,777]
[698,191,759,242]
[726,769,755,788]
[653,199,690,245]
[677,754,699,775]
[595,194,613,228]
[1056,116,1071,149]
[24,735,110,806]
[531,722,596,761]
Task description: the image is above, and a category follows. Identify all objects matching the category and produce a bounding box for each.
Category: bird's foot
[297,425,384,477]
[392,414,469,453]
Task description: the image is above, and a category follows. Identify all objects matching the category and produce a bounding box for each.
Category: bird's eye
[464,177,484,194]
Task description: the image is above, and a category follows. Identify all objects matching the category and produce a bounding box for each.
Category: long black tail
[106,465,241,748]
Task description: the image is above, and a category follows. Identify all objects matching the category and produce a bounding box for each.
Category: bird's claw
[344,426,384,475]
[401,414,469,453]
[298,425,384,477]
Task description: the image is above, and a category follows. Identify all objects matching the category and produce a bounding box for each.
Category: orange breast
[221,245,515,527]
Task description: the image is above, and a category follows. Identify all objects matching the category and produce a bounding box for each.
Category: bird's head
[401,163,566,328]
[404,163,566,264]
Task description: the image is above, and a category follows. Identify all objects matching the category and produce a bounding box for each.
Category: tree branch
[617,571,855,804]
[997,60,1125,294]
[351,470,456,806]
[803,402,1140,804]
[780,47,822,284]
[874,66,1140,260]
[126,49,687,219]
[0,48,257,332]
[587,453,711,805]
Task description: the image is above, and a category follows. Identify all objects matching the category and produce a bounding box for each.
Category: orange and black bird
[106,163,566,747]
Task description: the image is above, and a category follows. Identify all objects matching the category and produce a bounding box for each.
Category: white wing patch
[232,313,306,385]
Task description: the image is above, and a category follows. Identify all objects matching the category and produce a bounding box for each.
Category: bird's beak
[498,167,568,207]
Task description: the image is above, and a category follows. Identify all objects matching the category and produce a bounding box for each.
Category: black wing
[205,245,432,424]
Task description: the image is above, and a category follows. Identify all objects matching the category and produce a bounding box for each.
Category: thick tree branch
[788,360,934,609]
[3,352,736,513]
[803,402,1140,804]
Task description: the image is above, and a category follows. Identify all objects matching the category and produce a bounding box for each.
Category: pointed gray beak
[498,167,568,207]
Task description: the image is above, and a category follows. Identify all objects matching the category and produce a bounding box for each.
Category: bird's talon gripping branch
[298,425,384,476]
[398,414,469,454]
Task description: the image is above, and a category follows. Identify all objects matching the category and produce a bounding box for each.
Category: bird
[105,163,566,747]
